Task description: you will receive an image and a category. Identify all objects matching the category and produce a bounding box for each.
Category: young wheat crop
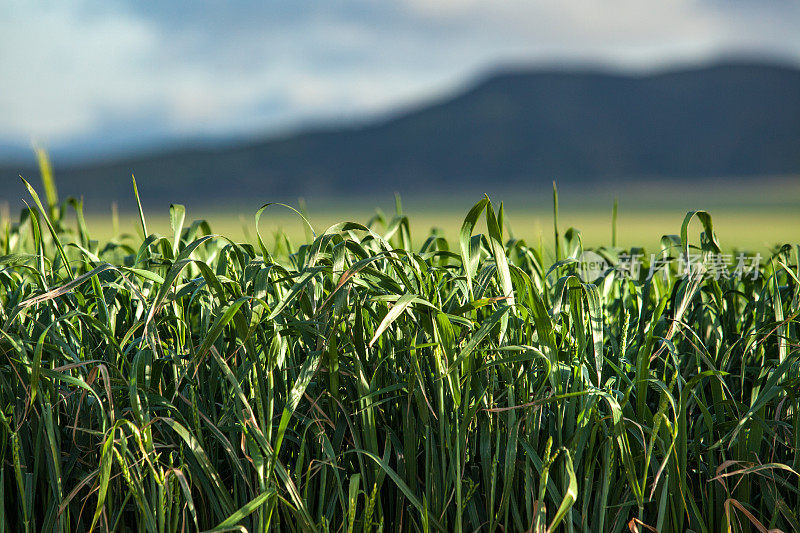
[0,172,798,532]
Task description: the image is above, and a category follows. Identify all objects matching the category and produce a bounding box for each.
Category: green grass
[1,171,799,531]
[59,176,799,252]
[70,202,798,256]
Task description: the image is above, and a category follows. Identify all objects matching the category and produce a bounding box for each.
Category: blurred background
[1,0,799,249]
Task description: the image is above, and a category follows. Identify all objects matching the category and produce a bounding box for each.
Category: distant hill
[3,61,800,208]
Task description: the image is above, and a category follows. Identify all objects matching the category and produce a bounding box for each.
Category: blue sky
[2,0,800,160]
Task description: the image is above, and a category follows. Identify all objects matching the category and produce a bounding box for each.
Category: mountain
[3,61,800,208]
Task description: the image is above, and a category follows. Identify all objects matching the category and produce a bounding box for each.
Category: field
[59,177,799,252]
[1,172,799,531]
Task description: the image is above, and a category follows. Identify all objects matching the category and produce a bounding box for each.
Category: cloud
[398,0,800,65]
[0,2,159,139]
[1,0,798,158]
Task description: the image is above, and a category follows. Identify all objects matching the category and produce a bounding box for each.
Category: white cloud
[0,2,159,140]
[399,0,800,66]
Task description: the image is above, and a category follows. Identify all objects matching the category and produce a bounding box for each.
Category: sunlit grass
[1,170,798,531]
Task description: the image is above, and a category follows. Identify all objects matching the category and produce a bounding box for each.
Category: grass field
[5,172,798,251]
[99,205,797,253]
[1,171,799,531]
[53,176,798,254]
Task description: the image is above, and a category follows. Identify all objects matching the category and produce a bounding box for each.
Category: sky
[2,0,800,161]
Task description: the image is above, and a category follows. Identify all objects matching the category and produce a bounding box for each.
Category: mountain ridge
[2,60,799,208]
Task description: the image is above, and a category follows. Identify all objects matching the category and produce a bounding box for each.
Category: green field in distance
[4,176,798,254]
[69,177,799,254]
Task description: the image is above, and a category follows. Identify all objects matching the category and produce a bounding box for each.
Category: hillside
[3,61,800,208]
